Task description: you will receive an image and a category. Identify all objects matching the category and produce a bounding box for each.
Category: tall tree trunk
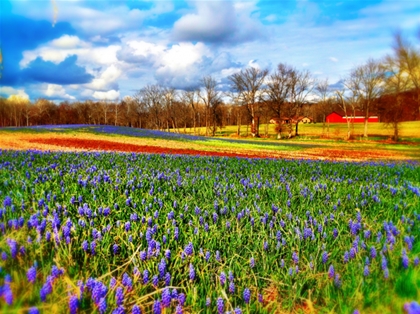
[363,106,369,138]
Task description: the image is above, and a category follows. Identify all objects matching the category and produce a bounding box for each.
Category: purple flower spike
[216,297,224,314]
[220,272,226,285]
[27,266,37,283]
[243,288,251,304]
[69,294,79,314]
[162,287,171,308]
[132,305,142,314]
[404,301,420,314]
[153,299,162,314]
[328,265,335,279]
[28,307,40,314]
[189,263,196,281]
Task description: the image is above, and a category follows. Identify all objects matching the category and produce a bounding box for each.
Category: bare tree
[392,31,420,119]
[136,85,165,130]
[380,33,414,141]
[287,69,315,137]
[315,78,333,137]
[228,67,269,137]
[349,58,385,138]
[199,76,221,136]
[266,63,294,139]
[181,89,200,135]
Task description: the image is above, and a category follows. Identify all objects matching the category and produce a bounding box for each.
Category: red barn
[326,111,379,123]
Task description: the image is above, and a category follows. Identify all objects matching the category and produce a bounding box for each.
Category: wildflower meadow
[0,148,419,313]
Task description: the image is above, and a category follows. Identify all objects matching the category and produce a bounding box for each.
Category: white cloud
[93,90,120,100]
[173,1,262,43]
[50,35,85,49]
[329,57,338,63]
[20,36,121,67]
[0,86,29,99]
[45,84,76,100]
[85,64,122,91]
[10,1,174,36]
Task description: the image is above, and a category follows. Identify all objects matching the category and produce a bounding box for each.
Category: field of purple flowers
[0,150,419,313]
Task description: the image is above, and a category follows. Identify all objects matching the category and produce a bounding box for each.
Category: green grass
[0,149,419,313]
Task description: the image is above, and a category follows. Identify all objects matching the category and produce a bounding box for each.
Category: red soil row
[27,137,396,161]
[27,138,268,159]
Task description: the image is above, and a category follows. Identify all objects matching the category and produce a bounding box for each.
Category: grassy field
[183,121,420,141]
[1,124,420,161]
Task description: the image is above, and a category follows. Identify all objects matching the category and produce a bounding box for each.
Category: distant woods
[1,32,420,140]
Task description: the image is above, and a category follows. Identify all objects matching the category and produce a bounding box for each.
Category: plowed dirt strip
[25,137,401,162]
[27,138,266,159]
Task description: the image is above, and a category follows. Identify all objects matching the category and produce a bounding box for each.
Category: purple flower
[164,272,171,286]
[162,287,171,308]
[69,294,79,314]
[3,196,12,207]
[189,263,195,281]
[243,288,251,304]
[113,244,120,255]
[363,265,370,277]
[143,269,149,284]
[328,265,335,279]
[402,250,409,269]
[178,293,186,306]
[250,257,255,268]
[322,251,328,264]
[6,239,18,259]
[110,277,117,288]
[292,251,299,264]
[220,272,226,286]
[229,281,235,294]
[98,298,107,314]
[28,307,40,314]
[152,275,159,287]
[404,301,420,314]
[131,305,141,314]
[234,308,242,314]
[228,271,234,282]
[122,273,132,290]
[153,299,162,314]
[27,266,37,283]
[334,274,341,288]
[370,246,377,259]
[82,240,89,251]
[175,304,183,314]
[115,287,124,306]
[184,242,193,256]
[2,284,13,305]
[206,297,211,307]
[216,297,224,314]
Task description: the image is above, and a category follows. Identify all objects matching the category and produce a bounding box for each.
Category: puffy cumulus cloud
[92,90,120,100]
[45,84,76,100]
[84,64,122,91]
[117,40,166,65]
[0,86,29,99]
[118,39,242,89]
[22,55,94,85]
[20,35,121,67]
[50,35,86,49]
[173,1,263,44]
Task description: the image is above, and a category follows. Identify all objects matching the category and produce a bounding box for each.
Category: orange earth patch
[23,136,399,162]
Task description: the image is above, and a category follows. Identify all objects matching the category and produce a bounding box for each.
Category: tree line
[1,33,419,140]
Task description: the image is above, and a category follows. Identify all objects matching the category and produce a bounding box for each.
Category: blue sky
[1,0,419,102]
